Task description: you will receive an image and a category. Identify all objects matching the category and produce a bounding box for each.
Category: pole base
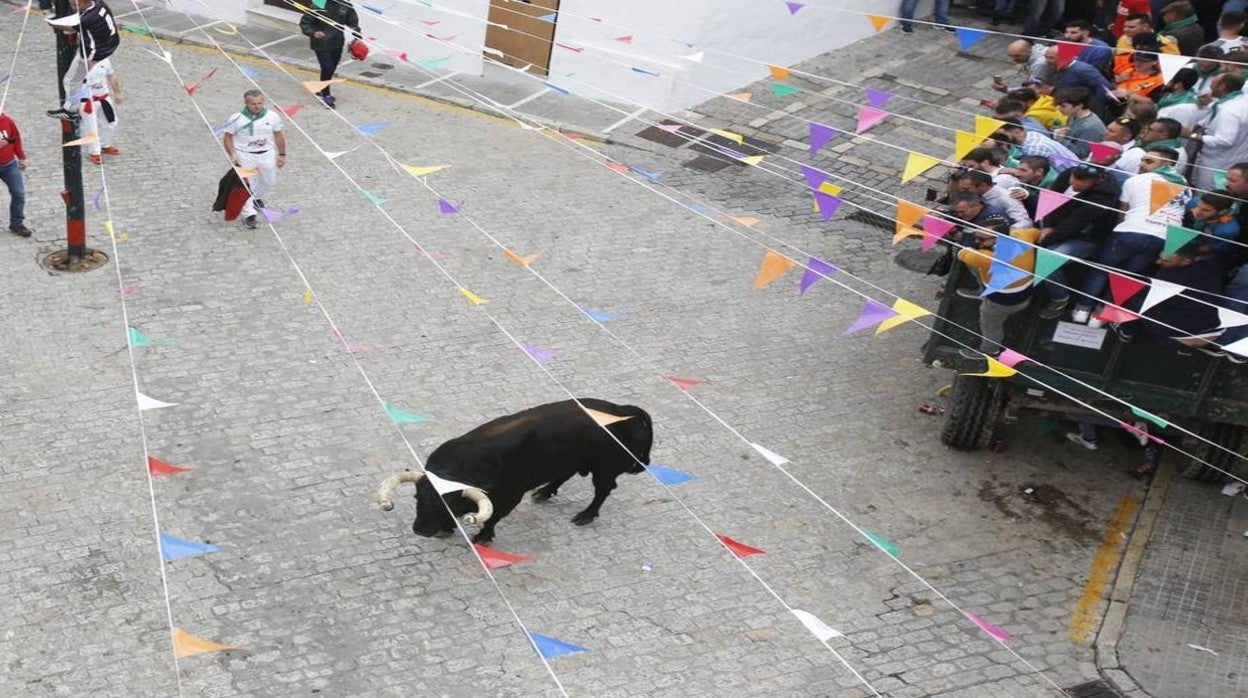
[41,248,109,273]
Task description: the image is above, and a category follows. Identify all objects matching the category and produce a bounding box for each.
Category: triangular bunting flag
[504,249,539,266]
[301,78,343,93]
[865,531,899,557]
[894,200,929,244]
[184,67,218,96]
[172,628,237,659]
[613,35,633,43]
[1163,224,1201,257]
[750,442,790,466]
[136,392,177,411]
[845,299,900,335]
[583,407,633,427]
[716,533,765,558]
[856,106,888,134]
[792,609,842,641]
[355,121,391,136]
[473,543,534,569]
[1130,407,1169,429]
[1088,141,1122,165]
[768,65,790,81]
[383,402,429,424]
[1221,336,1248,358]
[665,376,706,390]
[983,258,1032,294]
[974,115,1007,141]
[955,27,986,52]
[902,152,941,183]
[529,633,587,660]
[867,14,890,32]
[798,256,838,294]
[965,613,1013,643]
[148,456,193,476]
[961,357,1018,378]
[1108,273,1147,305]
[996,349,1030,368]
[128,326,175,347]
[438,198,460,215]
[732,216,761,227]
[234,166,259,179]
[875,298,932,334]
[521,342,556,364]
[738,154,766,166]
[1055,41,1082,69]
[303,287,314,305]
[1219,307,1248,329]
[1158,52,1189,83]
[362,190,387,206]
[727,92,753,102]
[680,51,705,62]
[459,287,488,305]
[160,532,222,561]
[1032,248,1068,283]
[1140,279,1184,313]
[1094,305,1141,324]
[785,1,804,14]
[646,464,696,485]
[920,215,956,251]
[402,164,449,177]
[63,131,99,147]
[771,82,800,97]
[954,130,981,160]
[417,55,454,71]
[809,122,838,154]
[1035,189,1073,221]
[581,305,621,323]
[710,128,744,144]
[1150,178,1186,213]
[865,87,892,109]
[753,251,796,289]
[813,190,843,220]
[426,471,473,495]
[800,164,828,191]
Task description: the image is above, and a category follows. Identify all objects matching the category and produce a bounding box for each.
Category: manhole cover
[846,209,893,230]
[1062,680,1125,697]
[895,249,943,273]
[359,71,383,78]
[636,120,699,148]
[683,155,734,173]
[41,248,108,273]
[370,62,394,70]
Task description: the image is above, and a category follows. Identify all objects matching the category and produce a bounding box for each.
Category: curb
[139,28,614,145]
[1092,460,1173,697]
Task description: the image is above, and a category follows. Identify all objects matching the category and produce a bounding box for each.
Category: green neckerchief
[1152,165,1187,185]
[240,107,268,135]
[1040,167,1059,188]
[1148,136,1185,153]
[1157,89,1197,109]
[1163,14,1199,32]
[1211,90,1244,120]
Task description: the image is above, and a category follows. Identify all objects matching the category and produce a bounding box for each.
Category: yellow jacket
[957,228,1040,293]
[1027,96,1066,130]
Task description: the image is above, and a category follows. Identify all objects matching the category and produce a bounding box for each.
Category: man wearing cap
[1159,1,1205,56]
[1114,36,1167,102]
[1114,13,1179,77]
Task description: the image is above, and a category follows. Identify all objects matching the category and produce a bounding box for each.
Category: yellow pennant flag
[458,288,488,305]
[867,14,890,32]
[769,65,791,81]
[234,166,259,178]
[954,130,981,161]
[728,92,753,103]
[973,115,1007,141]
[901,152,941,184]
[172,628,238,659]
[1149,179,1186,214]
[584,407,633,427]
[732,215,761,227]
[893,200,928,245]
[103,220,114,236]
[301,78,344,94]
[875,298,933,334]
[64,131,98,147]
[961,357,1018,378]
[303,288,314,305]
[710,128,744,144]
[504,248,539,266]
[402,164,449,178]
[738,155,765,166]
[753,251,796,290]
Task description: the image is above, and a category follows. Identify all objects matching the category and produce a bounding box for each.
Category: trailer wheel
[1180,422,1246,483]
[940,373,1006,451]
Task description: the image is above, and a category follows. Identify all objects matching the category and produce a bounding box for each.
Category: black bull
[374,399,653,543]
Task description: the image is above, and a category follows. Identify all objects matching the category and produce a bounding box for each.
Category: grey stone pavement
[0,2,1241,696]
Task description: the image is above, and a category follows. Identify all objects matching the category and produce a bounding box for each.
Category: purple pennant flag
[809,122,838,155]
[800,164,827,191]
[844,299,900,335]
[0,73,10,86]
[785,1,805,14]
[91,188,104,211]
[813,191,842,220]
[798,257,838,295]
[865,87,893,109]
[438,198,460,215]
[521,342,557,364]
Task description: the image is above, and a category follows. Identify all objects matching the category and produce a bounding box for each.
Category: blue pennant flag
[238,66,265,79]
[982,259,1032,295]
[529,632,586,660]
[160,532,222,561]
[646,464,696,486]
[355,121,392,136]
[629,166,664,181]
[539,12,557,22]
[955,27,986,52]
[993,234,1031,264]
[580,305,621,323]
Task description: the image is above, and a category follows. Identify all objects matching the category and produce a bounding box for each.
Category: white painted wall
[167,0,251,24]
[358,0,488,77]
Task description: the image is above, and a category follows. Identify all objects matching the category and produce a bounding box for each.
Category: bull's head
[373,472,494,538]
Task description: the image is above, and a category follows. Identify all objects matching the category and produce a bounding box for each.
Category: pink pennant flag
[331,329,367,353]
[613,35,633,43]
[385,49,409,61]
[666,376,707,390]
[996,349,1030,368]
[1122,421,1166,445]
[965,613,1013,643]
[556,43,584,53]
[1034,190,1072,221]
[473,543,534,569]
[919,215,955,251]
[855,106,888,134]
[121,283,142,298]
[411,243,453,260]
[1088,141,1122,165]
[717,533,766,558]
[607,163,631,174]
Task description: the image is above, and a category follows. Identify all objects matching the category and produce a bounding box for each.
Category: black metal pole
[54,0,86,261]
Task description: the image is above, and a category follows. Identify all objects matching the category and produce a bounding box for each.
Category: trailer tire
[1180,422,1246,483]
[940,373,1005,451]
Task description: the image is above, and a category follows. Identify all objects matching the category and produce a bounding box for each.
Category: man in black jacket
[300,0,360,109]
[47,0,120,119]
[1035,164,1121,319]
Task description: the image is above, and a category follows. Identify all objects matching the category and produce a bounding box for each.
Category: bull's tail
[373,471,423,511]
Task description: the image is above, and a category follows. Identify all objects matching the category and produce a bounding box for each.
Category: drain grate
[1063,680,1126,698]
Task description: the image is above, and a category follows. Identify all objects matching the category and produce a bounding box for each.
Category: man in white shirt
[958,169,1034,230]
[221,90,286,229]
[80,57,121,165]
[1190,73,1248,191]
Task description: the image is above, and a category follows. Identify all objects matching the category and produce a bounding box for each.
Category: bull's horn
[460,487,494,525]
[373,471,424,511]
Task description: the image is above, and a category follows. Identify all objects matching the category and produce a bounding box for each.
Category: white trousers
[82,99,117,155]
[61,54,88,111]
[235,149,277,218]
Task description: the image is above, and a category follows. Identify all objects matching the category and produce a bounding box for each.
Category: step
[245,3,301,32]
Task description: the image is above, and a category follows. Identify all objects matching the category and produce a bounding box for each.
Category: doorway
[484,0,560,77]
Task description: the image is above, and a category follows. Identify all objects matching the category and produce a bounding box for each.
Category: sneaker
[46,108,78,121]
[956,287,984,300]
[943,26,957,33]
[253,199,265,210]
[321,93,337,109]
[1038,297,1068,320]
[1065,431,1099,450]
[8,224,32,238]
[244,215,258,229]
[1087,316,1106,329]
[958,347,990,360]
[101,145,121,156]
[901,25,914,34]
[42,9,55,18]
[88,153,102,165]
[1129,421,1150,447]
[1070,308,1091,324]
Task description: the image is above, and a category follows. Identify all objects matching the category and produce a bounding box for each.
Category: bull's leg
[571,472,619,526]
[472,489,523,544]
[531,471,576,502]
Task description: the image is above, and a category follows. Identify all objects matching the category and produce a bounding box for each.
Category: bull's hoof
[472,531,494,544]
[531,488,556,502]
[571,512,597,526]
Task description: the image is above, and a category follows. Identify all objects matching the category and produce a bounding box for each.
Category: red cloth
[1112,0,1152,37]
[0,113,24,165]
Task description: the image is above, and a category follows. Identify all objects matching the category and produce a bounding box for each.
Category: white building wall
[167,0,251,24]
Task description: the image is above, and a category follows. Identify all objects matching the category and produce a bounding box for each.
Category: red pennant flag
[148,455,193,476]
[606,163,631,174]
[473,543,534,569]
[1055,41,1082,69]
[665,376,707,390]
[613,35,633,43]
[1108,273,1147,306]
[280,103,304,117]
[184,67,218,96]
[717,534,766,559]
[1094,305,1141,324]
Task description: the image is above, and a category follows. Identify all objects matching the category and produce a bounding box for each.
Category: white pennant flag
[427,472,471,495]
[144,47,174,64]
[792,609,842,642]
[1158,53,1191,83]
[1139,279,1184,314]
[680,51,704,63]
[750,442,790,466]
[1223,336,1248,358]
[136,392,178,411]
[321,147,359,160]
[1218,307,1248,329]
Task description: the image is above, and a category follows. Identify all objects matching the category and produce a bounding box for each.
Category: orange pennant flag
[894,200,929,244]
[301,78,344,94]
[902,152,941,184]
[732,215,761,227]
[63,131,99,147]
[583,407,633,427]
[753,251,796,290]
[728,92,753,103]
[868,14,890,32]
[1149,178,1186,214]
[234,166,259,178]
[504,248,540,266]
[769,65,791,81]
[172,628,238,658]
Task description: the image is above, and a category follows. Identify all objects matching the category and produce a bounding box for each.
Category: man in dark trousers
[47,0,120,120]
[300,1,360,109]
[0,112,32,238]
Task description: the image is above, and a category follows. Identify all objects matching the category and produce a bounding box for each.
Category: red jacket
[0,114,24,165]
[1112,0,1152,37]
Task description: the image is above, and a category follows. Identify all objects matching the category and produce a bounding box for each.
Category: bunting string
[0,0,34,114]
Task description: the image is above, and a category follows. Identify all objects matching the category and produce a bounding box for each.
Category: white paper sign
[1052,322,1107,350]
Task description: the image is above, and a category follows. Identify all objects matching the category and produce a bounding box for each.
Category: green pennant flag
[128,326,175,347]
[1214,170,1228,189]
[120,23,152,36]
[384,402,429,424]
[865,531,899,558]
[312,0,327,8]
[1032,247,1068,284]
[770,82,800,97]
[1163,224,1200,257]
[418,55,454,71]
[1131,406,1170,429]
